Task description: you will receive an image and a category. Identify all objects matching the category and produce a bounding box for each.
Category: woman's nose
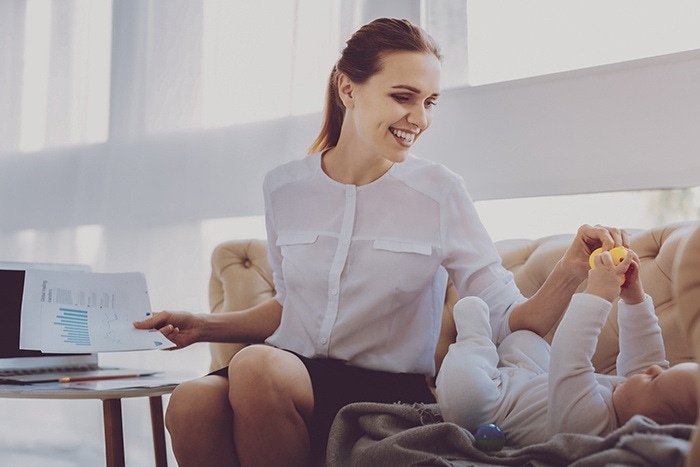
[407,106,429,130]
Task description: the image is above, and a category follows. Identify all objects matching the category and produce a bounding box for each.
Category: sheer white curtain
[0,0,346,356]
[0,1,381,464]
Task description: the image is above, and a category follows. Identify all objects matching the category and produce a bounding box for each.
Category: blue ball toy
[474,423,506,452]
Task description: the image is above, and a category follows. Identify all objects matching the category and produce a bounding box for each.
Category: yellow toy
[589,246,628,284]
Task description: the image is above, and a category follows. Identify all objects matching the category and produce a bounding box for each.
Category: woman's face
[339,51,441,164]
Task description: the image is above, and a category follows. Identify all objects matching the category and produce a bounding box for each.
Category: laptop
[0,262,158,384]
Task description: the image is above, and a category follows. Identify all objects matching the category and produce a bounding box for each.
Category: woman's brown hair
[308,18,442,154]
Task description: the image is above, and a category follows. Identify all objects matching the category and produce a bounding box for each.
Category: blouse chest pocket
[276,232,319,269]
[276,232,319,247]
[372,239,435,292]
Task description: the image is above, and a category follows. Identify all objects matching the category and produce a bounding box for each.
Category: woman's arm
[133,297,283,349]
[508,224,629,336]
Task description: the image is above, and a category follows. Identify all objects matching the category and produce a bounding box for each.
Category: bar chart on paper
[20,270,176,353]
[48,304,172,352]
[55,308,91,346]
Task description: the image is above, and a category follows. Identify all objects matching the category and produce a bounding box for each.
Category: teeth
[391,128,416,143]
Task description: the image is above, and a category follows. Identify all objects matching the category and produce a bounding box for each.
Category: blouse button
[331,289,338,296]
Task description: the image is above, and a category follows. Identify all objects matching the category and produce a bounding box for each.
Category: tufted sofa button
[243,259,252,268]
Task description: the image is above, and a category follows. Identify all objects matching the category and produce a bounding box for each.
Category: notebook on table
[0,262,158,384]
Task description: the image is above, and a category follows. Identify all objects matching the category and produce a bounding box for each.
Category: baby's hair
[651,363,697,425]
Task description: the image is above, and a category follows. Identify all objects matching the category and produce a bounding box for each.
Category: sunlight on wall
[15,229,39,261]
[200,215,267,249]
[201,1,293,127]
[476,188,700,242]
[75,224,104,267]
[70,0,112,145]
[201,0,340,128]
[19,0,112,152]
[19,0,51,152]
[467,0,700,85]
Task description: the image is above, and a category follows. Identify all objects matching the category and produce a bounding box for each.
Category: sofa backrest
[209,222,700,376]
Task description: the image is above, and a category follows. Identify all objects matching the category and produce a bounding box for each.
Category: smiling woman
[321,51,442,184]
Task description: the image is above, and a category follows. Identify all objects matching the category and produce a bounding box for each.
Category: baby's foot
[453,296,492,342]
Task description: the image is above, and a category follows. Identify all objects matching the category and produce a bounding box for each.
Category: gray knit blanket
[326,402,693,467]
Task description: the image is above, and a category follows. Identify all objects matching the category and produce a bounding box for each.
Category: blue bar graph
[54,308,91,346]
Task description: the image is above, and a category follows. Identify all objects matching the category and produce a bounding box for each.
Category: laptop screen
[0,266,95,371]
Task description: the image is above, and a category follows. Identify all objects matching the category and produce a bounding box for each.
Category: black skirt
[209,350,435,459]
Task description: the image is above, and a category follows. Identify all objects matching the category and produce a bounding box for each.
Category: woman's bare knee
[166,375,230,431]
[227,345,314,467]
[166,375,236,466]
[228,345,313,419]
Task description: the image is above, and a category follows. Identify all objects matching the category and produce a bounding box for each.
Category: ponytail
[308,67,344,154]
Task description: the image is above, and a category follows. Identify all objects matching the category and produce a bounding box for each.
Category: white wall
[415,47,700,201]
[3,47,700,241]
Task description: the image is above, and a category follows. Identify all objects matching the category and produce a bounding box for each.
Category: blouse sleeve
[440,175,525,344]
[263,172,286,305]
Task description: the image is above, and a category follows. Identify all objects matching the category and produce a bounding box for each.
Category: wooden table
[0,378,180,467]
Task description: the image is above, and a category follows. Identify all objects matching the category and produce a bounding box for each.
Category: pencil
[58,373,141,383]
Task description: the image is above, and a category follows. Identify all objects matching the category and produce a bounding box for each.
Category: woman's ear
[337,73,355,108]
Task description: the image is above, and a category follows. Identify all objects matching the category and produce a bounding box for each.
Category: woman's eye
[392,94,410,103]
[425,100,437,108]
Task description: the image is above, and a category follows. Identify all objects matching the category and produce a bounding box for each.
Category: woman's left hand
[562,224,630,281]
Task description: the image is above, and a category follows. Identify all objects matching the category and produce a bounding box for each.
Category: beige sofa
[209,221,700,382]
[676,224,700,466]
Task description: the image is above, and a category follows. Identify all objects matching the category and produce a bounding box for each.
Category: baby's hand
[584,250,632,302]
[619,249,645,304]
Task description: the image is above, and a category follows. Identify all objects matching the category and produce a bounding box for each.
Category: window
[476,188,700,242]
[464,0,700,86]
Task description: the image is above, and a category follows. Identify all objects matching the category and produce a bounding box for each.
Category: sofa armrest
[674,225,700,465]
[675,225,700,358]
[209,239,274,371]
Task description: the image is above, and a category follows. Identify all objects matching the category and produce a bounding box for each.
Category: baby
[436,248,698,446]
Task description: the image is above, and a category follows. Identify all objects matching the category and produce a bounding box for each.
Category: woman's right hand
[561,224,630,282]
[133,311,203,349]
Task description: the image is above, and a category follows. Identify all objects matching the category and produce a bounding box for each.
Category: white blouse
[263,153,524,376]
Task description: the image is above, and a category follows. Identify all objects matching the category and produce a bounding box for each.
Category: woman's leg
[228,344,314,467]
[166,345,314,467]
[165,375,238,466]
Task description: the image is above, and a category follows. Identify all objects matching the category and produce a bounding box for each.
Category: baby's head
[613,362,698,426]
